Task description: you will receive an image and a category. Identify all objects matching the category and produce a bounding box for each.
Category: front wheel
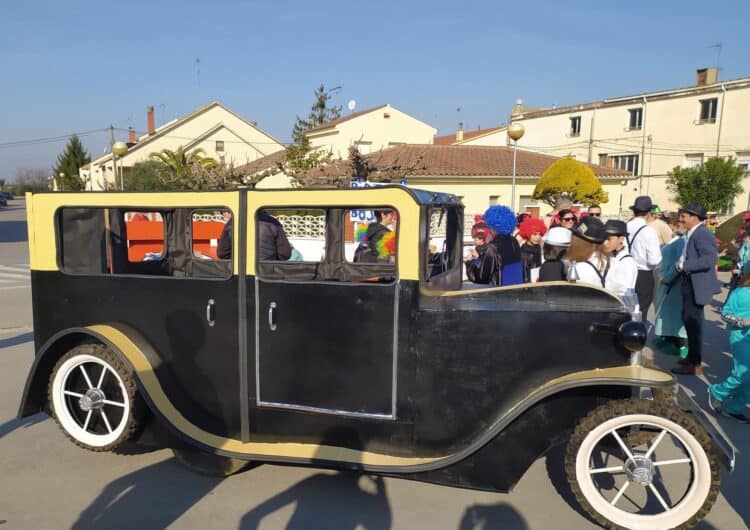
[565,399,719,530]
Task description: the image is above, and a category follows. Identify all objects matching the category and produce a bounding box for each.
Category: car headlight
[619,320,647,354]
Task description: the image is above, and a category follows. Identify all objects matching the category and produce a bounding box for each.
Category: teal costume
[654,236,687,341]
[710,287,750,414]
[738,240,750,276]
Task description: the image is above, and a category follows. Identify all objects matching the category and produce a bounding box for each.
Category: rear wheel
[171,446,252,477]
[49,344,143,451]
[565,399,719,530]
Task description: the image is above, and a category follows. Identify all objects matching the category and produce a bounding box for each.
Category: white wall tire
[565,399,719,530]
[49,344,142,451]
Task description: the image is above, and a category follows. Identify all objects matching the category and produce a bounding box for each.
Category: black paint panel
[256,279,396,414]
[31,271,241,438]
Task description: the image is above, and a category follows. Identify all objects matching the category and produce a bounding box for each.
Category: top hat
[679,203,708,220]
[572,216,606,244]
[629,196,653,213]
[604,219,628,237]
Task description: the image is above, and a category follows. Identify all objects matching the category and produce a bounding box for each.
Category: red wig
[518,217,547,240]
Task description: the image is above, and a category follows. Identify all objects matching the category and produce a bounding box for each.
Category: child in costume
[708,272,750,423]
[539,227,571,281]
[475,206,523,286]
[518,217,546,283]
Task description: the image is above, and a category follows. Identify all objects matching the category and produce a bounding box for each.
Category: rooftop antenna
[195,57,201,86]
[347,99,356,113]
[707,42,722,74]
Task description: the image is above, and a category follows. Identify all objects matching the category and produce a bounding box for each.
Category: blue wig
[484,205,517,236]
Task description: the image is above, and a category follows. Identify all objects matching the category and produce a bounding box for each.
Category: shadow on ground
[0,413,47,439]
[0,220,27,243]
[0,332,33,349]
[650,287,750,527]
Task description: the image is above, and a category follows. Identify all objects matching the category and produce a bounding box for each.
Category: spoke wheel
[49,344,142,451]
[566,399,719,530]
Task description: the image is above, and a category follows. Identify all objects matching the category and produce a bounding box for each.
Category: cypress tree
[53,135,90,191]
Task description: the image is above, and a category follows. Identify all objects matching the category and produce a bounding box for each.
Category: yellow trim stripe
[88,324,672,466]
[88,324,440,466]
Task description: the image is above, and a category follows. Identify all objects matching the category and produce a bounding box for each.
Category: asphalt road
[0,198,748,530]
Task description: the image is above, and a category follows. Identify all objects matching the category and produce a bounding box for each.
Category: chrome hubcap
[78,388,106,412]
[624,453,655,486]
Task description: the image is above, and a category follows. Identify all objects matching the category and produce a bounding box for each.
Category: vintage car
[18,187,733,529]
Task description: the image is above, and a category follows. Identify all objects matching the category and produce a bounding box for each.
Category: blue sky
[1,0,749,178]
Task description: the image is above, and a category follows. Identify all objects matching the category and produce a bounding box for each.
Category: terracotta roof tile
[235,149,286,175]
[301,144,632,180]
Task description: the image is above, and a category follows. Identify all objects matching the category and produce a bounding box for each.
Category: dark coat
[217,219,232,259]
[683,223,720,306]
[258,212,292,261]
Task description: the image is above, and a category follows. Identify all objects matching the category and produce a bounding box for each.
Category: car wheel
[565,398,719,530]
[49,344,143,451]
[171,446,252,477]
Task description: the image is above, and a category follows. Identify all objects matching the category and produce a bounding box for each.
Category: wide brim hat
[679,203,708,220]
[629,195,653,213]
[572,216,606,244]
[604,219,628,237]
[543,226,572,247]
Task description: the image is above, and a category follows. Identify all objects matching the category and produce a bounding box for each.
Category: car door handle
[206,299,216,327]
[268,302,277,331]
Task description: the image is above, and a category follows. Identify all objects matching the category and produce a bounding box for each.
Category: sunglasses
[589,212,601,217]
[561,217,576,222]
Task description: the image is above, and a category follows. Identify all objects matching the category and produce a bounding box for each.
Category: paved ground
[0,199,747,529]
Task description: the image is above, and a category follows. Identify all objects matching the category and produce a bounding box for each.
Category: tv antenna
[195,57,201,86]
[347,99,356,113]
[707,42,722,73]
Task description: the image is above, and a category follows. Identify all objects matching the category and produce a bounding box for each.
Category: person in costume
[603,220,637,296]
[707,272,750,423]
[567,216,609,288]
[539,227,571,282]
[652,214,688,357]
[476,205,523,286]
[627,196,662,322]
[671,203,720,376]
[465,220,492,283]
[518,217,546,283]
[354,209,396,263]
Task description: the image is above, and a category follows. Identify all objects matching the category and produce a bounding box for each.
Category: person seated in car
[354,209,396,263]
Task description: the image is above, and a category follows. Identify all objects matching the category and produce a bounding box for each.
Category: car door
[252,204,398,418]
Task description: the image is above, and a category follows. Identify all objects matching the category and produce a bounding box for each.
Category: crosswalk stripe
[0,273,30,280]
[0,264,30,272]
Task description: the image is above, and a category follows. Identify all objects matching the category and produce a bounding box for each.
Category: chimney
[128,127,136,143]
[456,122,464,142]
[696,67,718,87]
[147,106,155,135]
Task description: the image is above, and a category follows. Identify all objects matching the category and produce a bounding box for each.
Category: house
[301,144,632,217]
[508,68,750,212]
[80,101,284,190]
[306,104,437,159]
[434,124,507,146]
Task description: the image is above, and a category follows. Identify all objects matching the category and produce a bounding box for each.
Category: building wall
[458,129,508,146]
[81,104,283,190]
[512,80,750,213]
[307,105,437,160]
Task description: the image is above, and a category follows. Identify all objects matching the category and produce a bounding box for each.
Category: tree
[150,146,217,189]
[284,84,342,181]
[532,157,608,206]
[13,168,50,194]
[667,157,746,212]
[52,135,90,191]
[123,161,171,191]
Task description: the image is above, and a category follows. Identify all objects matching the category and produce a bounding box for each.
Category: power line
[0,128,110,149]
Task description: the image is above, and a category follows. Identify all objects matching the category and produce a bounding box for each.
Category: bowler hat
[629,196,653,213]
[679,203,708,220]
[604,220,628,237]
[572,216,606,244]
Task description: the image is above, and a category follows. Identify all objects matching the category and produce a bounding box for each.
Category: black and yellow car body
[18,186,733,529]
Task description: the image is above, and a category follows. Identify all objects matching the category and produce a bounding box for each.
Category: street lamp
[112,141,128,190]
[507,122,525,212]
